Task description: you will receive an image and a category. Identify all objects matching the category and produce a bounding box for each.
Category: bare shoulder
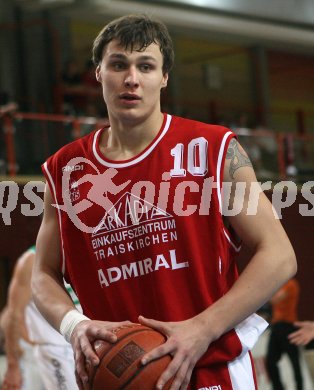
[225,138,254,181]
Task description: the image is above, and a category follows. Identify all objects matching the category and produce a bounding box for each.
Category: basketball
[87,324,173,390]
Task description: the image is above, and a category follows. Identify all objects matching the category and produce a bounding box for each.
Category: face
[95,39,168,125]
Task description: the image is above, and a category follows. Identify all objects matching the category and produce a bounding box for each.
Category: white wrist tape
[60,309,90,343]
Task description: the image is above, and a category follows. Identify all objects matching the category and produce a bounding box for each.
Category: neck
[100,111,164,161]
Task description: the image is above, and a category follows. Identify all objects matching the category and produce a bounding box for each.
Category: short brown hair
[92,14,174,75]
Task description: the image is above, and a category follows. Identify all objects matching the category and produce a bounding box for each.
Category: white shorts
[19,339,45,390]
[228,351,257,389]
[33,343,78,390]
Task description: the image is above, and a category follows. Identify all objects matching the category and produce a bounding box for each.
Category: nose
[124,66,139,88]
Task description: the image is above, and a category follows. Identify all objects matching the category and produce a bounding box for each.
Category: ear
[161,73,168,89]
[95,65,101,82]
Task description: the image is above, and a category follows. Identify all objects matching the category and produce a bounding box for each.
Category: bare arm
[140,138,296,390]
[31,184,76,330]
[214,138,297,329]
[2,250,34,389]
[32,184,131,389]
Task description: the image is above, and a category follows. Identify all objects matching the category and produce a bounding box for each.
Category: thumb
[138,315,169,335]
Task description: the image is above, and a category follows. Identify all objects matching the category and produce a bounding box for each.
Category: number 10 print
[170,137,208,177]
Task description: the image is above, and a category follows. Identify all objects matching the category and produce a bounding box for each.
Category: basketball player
[32,14,297,390]
[1,246,78,390]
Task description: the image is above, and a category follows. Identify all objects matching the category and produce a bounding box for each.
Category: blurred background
[1,0,314,178]
[0,1,314,387]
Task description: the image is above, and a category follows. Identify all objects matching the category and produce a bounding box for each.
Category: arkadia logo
[91,192,178,261]
[93,192,173,236]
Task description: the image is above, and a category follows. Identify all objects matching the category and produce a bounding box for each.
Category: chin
[117,109,147,124]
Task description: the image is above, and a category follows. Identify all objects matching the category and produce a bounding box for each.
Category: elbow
[282,245,297,281]
[289,249,297,278]
[269,230,297,281]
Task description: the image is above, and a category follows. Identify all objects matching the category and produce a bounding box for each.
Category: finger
[116,320,134,327]
[75,370,84,390]
[168,358,191,390]
[298,336,310,345]
[138,315,169,335]
[85,325,117,344]
[77,334,100,366]
[290,335,306,346]
[109,320,136,333]
[141,340,172,366]
[292,339,304,346]
[289,335,300,345]
[181,365,194,390]
[289,330,303,341]
[288,331,299,340]
[155,353,186,390]
[75,347,89,384]
[288,335,298,343]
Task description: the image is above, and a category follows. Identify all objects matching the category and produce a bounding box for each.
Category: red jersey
[43,114,267,389]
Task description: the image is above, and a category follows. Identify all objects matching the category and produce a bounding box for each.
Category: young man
[2,246,78,390]
[32,14,296,390]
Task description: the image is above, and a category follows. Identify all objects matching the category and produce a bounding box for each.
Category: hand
[70,319,132,390]
[138,315,213,390]
[1,363,23,390]
[288,321,314,346]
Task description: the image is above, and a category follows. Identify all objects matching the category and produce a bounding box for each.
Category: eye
[139,63,153,72]
[111,62,127,71]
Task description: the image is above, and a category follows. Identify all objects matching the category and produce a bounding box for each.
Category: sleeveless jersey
[42,114,267,386]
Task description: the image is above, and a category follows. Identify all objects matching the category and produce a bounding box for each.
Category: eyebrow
[108,53,157,62]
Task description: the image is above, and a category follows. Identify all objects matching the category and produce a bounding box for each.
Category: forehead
[103,39,163,62]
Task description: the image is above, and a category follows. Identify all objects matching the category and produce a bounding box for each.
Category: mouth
[119,93,141,102]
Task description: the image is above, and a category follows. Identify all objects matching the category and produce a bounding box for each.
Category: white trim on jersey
[216,130,233,213]
[43,162,66,275]
[228,351,256,390]
[216,131,242,251]
[235,313,268,354]
[223,228,241,252]
[228,314,268,389]
[92,114,172,168]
